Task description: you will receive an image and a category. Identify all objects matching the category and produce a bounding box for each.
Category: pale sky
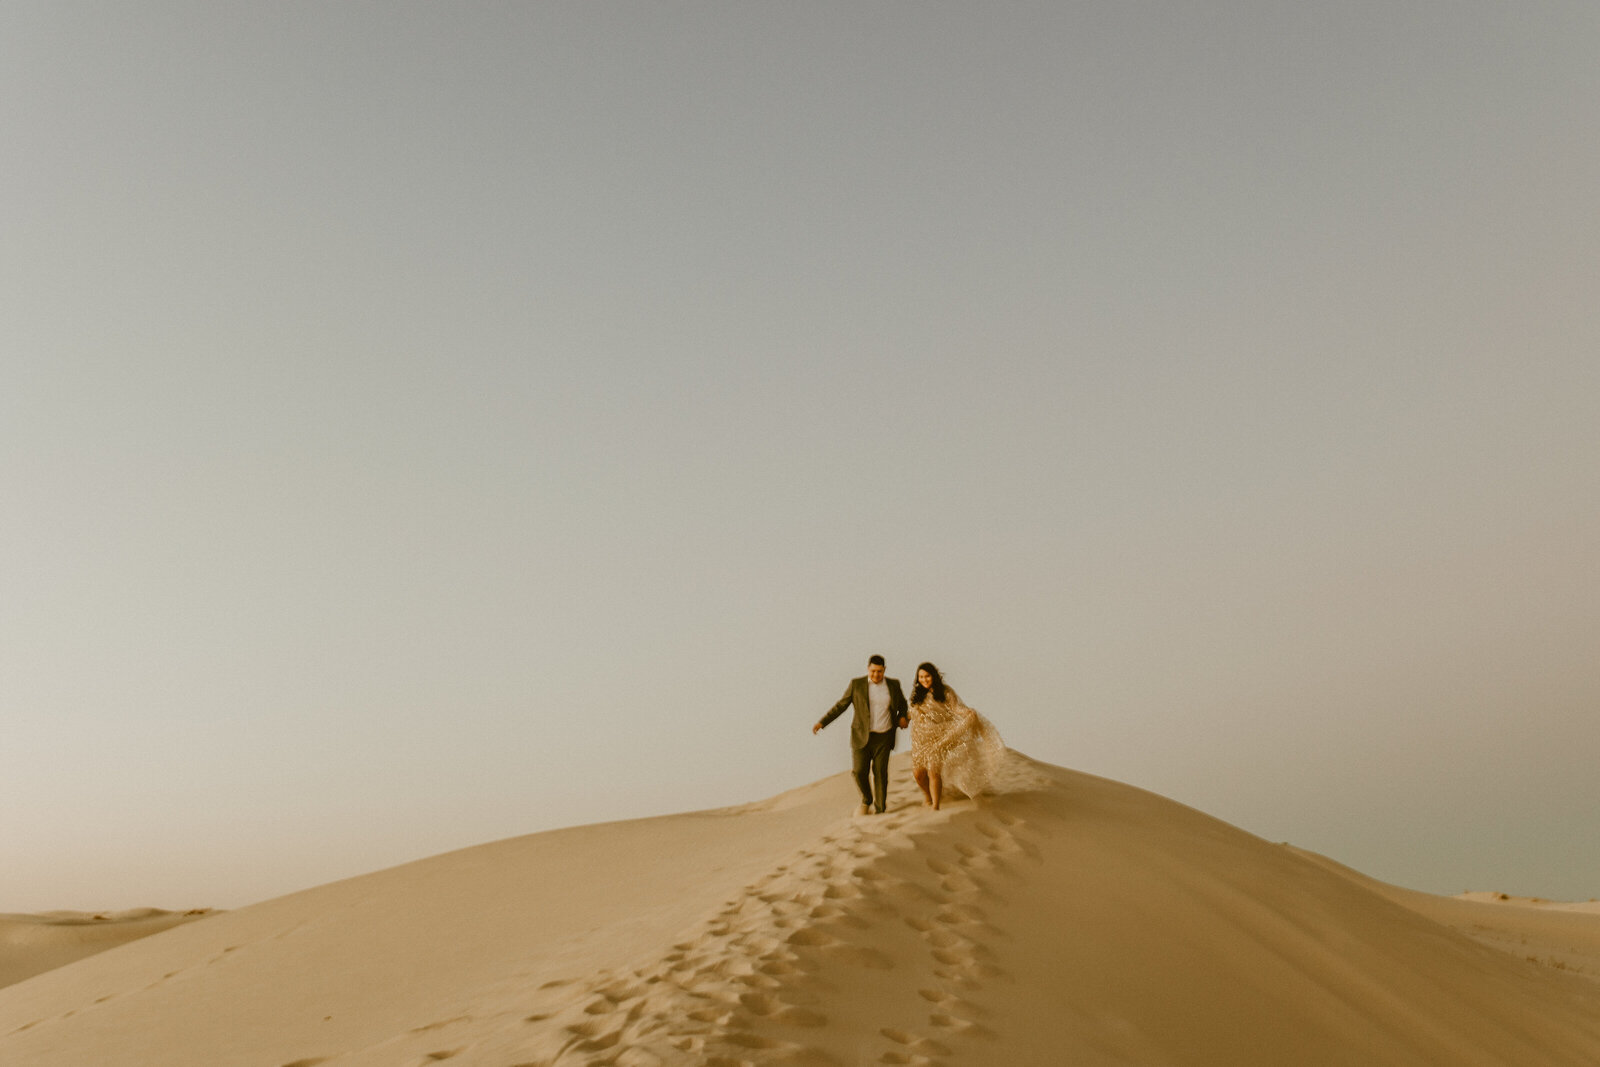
[4,2,1598,912]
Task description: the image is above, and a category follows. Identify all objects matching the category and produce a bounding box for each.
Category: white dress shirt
[867,680,892,732]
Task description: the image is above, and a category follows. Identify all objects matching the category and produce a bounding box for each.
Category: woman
[909,662,1005,810]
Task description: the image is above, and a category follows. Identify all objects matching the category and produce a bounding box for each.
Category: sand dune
[1291,847,1600,985]
[0,908,216,991]
[3,751,1598,1066]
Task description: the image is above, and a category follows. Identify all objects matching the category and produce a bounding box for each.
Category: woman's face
[917,669,933,689]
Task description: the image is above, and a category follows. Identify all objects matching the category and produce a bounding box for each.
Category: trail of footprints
[7,929,286,1041]
[268,778,1042,1066]
[7,787,1036,1067]
[476,780,1040,1067]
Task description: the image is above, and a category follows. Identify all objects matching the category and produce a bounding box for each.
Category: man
[813,654,909,815]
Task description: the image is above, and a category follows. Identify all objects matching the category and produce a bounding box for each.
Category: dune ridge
[3,751,1598,1066]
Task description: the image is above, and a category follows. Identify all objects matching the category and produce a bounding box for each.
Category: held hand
[812,722,822,734]
[898,716,908,729]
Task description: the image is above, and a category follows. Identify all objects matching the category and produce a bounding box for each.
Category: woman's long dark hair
[911,661,947,705]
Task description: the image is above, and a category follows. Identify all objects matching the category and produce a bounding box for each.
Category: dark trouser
[852,731,895,812]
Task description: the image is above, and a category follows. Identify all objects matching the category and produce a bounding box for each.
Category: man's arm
[814,681,855,734]
[890,679,909,728]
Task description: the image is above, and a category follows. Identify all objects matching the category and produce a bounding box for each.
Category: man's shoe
[855,803,871,816]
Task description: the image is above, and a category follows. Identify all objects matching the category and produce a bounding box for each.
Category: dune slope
[2,752,1597,1066]
[0,909,215,991]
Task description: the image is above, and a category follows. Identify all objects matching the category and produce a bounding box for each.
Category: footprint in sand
[786,928,835,946]
[939,871,981,894]
[936,902,986,924]
[930,1011,993,1038]
[599,980,647,1002]
[757,958,799,976]
[738,990,781,1016]
[965,850,1005,876]
[931,966,982,987]
[734,930,783,953]
[611,1051,666,1067]
[566,1022,623,1053]
[880,1028,951,1056]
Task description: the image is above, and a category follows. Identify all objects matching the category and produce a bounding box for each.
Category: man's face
[868,662,885,683]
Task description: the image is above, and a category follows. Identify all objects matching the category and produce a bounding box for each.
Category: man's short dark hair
[868,654,885,667]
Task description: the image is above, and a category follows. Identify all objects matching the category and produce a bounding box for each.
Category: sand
[0,908,216,991]
[2,751,1597,1066]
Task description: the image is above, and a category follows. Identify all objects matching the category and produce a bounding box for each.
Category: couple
[812,655,1004,814]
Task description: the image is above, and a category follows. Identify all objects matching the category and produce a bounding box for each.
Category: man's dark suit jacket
[818,675,909,751]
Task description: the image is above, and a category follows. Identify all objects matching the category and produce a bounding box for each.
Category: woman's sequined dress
[910,687,1005,797]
